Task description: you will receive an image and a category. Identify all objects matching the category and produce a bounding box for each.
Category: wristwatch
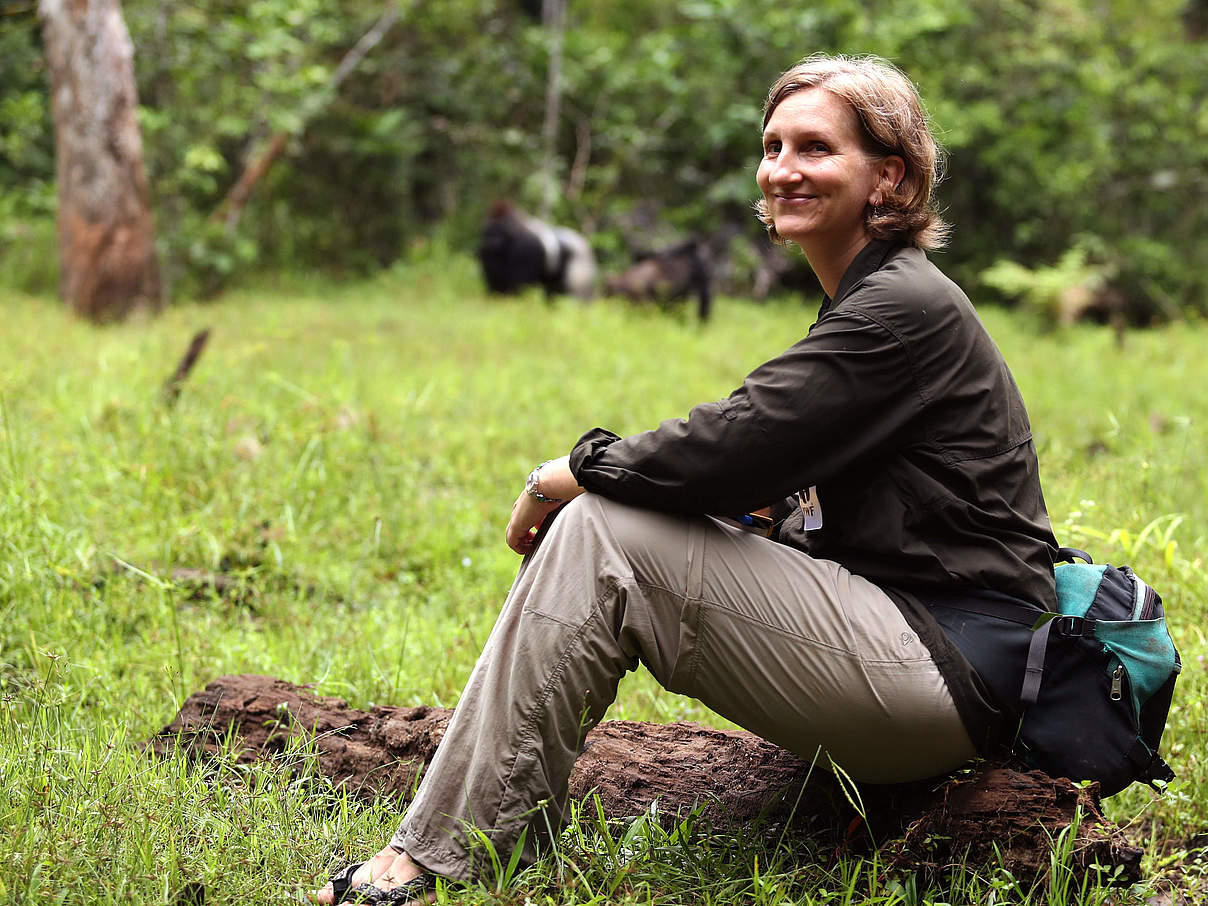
[525,461,563,504]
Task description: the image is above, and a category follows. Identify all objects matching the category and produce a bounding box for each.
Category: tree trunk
[148,674,1144,885]
[538,0,566,220]
[39,0,161,322]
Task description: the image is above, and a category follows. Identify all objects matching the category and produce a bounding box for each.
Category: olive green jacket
[570,239,1059,750]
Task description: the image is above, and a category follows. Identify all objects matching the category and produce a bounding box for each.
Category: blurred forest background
[2,0,1207,318]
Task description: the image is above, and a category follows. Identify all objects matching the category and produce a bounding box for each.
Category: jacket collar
[820,239,901,315]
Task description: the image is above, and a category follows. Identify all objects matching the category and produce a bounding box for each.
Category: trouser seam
[689,596,856,657]
[690,598,936,666]
[687,601,705,687]
[490,577,618,849]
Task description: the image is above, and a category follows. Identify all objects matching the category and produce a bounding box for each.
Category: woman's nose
[770,156,802,187]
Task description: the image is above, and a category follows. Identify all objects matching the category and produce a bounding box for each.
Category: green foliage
[1,270,1206,902]
[0,217,57,296]
[1,0,1206,312]
[0,2,56,294]
[981,245,1111,326]
[172,217,261,300]
[907,0,1208,319]
[0,4,53,217]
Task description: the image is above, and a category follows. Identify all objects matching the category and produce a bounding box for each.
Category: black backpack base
[930,548,1180,797]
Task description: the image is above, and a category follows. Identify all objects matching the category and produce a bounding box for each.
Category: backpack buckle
[1053,615,1088,637]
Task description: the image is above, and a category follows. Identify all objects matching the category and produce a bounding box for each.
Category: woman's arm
[504,456,584,555]
[566,310,918,518]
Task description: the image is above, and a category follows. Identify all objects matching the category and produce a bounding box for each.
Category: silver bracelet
[525,460,563,504]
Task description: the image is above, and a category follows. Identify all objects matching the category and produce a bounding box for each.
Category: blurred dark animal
[477,201,597,300]
[751,239,819,300]
[605,240,713,322]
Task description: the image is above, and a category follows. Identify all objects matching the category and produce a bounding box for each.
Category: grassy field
[2,255,1205,905]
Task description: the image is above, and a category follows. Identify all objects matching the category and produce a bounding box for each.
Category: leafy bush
[981,246,1113,327]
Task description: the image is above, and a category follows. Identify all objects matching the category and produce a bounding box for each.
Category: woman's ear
[877,155,907,199]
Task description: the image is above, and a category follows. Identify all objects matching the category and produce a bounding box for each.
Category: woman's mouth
[775,193,816,205]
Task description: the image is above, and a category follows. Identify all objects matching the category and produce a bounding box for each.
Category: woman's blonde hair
[755,54,950,250]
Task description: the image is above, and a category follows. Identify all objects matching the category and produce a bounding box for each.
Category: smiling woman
[311,54,1059,905]
[754,55,949,287]
[757,88,904,294]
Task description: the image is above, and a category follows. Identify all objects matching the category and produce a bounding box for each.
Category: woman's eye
[806,142,829,153]
[764,140,781,156]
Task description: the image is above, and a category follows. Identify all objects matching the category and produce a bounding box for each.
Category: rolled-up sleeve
[568,310,922,516]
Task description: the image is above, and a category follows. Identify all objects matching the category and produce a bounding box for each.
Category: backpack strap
[1055,547,1093,564]
[1021,617,1054,705]
[926,596,1097,705]
[1020,612,1101,704]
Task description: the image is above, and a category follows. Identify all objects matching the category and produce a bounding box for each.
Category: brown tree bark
[39,0,161,322]
[149,675,1143,885]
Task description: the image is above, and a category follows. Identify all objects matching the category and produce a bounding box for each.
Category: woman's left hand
[505,456,583,555]
[505,493,562,555]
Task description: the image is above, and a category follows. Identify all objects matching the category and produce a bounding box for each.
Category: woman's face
[757,88,888,253]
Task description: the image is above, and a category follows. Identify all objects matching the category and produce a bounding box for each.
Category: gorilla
[605,239,713,322]
[477,201,597,300]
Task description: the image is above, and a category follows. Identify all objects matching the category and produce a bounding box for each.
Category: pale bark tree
[38,0,161,322]
[538,0,566,220]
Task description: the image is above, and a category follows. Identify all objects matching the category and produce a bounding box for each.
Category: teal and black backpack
[1015,548,1180,795]
[934,548,1181,797]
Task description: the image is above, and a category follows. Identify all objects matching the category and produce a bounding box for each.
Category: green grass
[2,256,1206,904]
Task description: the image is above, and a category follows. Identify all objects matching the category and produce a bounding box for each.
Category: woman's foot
[314,845,435,904]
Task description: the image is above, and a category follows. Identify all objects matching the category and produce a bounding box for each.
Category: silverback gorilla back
[477,202,597,300]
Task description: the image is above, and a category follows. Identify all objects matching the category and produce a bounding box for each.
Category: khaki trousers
[391,494,974,880]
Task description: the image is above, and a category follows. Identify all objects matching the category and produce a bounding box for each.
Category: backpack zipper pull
[1110,664,1124,701]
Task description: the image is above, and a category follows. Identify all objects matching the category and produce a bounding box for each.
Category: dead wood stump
[162,327,211,405]
[147,674,1143,883]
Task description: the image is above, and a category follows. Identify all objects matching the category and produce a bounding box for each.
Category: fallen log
[147,674,1143,884]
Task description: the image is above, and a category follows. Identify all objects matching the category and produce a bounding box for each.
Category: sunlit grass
[2,257,1205,903]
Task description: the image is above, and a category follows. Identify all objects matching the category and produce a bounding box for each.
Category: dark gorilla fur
[605,240,713,322]
[477,201,597,300]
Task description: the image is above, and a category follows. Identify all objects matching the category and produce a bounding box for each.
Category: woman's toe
[313,854,381,904]
[312,847,422,904]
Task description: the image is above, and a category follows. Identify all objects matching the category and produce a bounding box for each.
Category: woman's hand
[505,456,584,555]
[505,493,562,555]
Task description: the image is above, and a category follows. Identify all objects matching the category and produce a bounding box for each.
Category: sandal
[346,872,435,904]
[323,862,366,904]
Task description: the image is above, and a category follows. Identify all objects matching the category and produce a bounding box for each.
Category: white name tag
[798,486,823,531]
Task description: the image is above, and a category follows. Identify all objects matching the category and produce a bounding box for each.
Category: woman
[315,53,1058,904]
